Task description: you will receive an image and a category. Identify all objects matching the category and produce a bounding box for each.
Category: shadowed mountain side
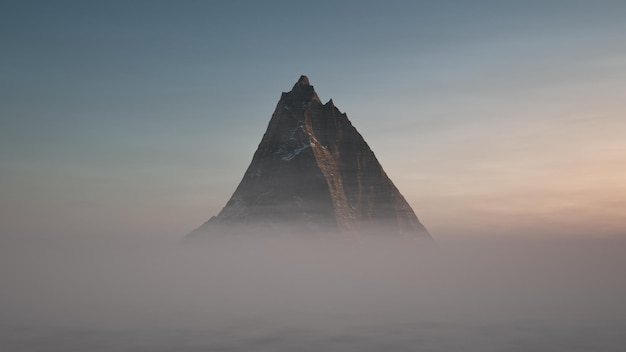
[187,76,430,240]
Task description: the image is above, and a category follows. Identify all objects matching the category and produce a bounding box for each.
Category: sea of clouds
[2,233,625,351]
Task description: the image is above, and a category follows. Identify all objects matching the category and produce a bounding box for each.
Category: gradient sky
[1,0,625,239]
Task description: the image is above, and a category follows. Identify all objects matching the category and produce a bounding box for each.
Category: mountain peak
[187,76,430,241]
[288,75,320,103]
[294,75,310,87]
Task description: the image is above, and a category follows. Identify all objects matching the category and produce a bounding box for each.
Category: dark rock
[187,76,430,240]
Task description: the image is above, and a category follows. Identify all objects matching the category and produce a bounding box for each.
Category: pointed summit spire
[294,75,310,87]
[287,75,320,104]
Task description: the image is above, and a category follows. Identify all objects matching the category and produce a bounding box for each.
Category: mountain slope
[188,76,430,239]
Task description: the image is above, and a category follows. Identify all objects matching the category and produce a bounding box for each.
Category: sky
[1,0,625,240]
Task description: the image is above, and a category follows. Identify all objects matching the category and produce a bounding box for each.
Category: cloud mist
[2,233,625,351]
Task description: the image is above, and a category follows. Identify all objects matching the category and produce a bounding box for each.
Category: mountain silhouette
[188,76,430,239]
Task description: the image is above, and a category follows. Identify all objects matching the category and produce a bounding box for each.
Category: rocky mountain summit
[187,76,430,239]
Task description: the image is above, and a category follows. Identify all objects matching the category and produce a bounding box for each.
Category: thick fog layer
[1,233,625,351]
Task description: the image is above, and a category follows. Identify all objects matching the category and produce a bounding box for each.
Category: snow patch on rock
[281,144,310,161]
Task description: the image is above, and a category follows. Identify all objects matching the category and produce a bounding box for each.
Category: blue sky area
[1,0,625,239]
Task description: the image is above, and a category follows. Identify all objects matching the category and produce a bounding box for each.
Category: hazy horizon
[2,234,626,351]
[1,1,626,351]
[2,0,625,240]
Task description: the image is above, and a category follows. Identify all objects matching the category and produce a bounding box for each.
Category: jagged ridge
[188,75,429,239]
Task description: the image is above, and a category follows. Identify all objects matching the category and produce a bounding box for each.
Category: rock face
[188,76,430,239]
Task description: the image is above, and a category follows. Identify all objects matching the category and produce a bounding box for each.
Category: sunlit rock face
[188,76,430,239]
